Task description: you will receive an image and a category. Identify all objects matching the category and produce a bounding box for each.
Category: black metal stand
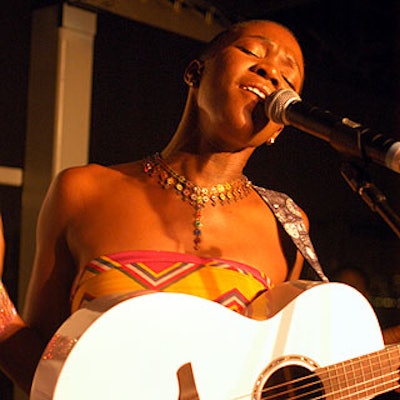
[340,161,400,239]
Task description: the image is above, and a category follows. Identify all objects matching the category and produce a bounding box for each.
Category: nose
[251,63,280,88]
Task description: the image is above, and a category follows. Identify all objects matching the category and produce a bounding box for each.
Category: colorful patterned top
[70,188,327,315]
[70,250,272,315]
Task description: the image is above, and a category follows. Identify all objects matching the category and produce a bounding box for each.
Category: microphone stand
[340,161,400,239]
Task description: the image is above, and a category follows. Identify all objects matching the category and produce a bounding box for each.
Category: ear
[183,59,204,88]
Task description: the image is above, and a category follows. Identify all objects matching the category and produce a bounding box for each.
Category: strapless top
[70,250,272,315]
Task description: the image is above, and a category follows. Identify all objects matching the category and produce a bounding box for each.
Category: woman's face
[194,21,304,151]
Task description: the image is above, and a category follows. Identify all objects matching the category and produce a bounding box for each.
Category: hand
[0,215,4,278]
[383,324,400,344]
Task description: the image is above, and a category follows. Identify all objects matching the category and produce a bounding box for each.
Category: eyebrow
[244,34,302,77]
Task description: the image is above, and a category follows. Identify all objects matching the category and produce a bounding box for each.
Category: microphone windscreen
[265,89,301,124]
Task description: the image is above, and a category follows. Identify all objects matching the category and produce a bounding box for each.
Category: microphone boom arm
[340,161,400,239]
[266,89,400,239]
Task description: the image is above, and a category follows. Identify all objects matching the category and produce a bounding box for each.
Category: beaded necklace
[143,153,252,250]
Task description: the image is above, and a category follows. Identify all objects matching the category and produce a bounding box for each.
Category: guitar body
[30,281,385,400]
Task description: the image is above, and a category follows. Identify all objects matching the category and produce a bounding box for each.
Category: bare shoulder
[67,161,144,179]
[49,161,144,199]
[55,162,133,185]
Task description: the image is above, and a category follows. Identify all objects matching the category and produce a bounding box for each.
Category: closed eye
[283,76,296,90]
[237,46,260,58]
[237,45,297,90]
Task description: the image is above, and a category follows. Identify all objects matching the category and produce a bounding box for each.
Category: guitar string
[256,370,400,400]
[256,347,400,399]
[226,355,400,400]
[229,371,400,400]
[327,379,400,400]
[304,376,400,400]
[259,370,399,399]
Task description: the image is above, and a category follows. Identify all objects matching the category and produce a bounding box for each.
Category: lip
[240,83,270,102]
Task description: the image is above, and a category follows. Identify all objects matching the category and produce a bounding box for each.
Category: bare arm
[0,216,44,393]
[0,170,80,393]
[383,325,400,345]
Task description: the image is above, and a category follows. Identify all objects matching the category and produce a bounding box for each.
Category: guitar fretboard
[317,344,400,399]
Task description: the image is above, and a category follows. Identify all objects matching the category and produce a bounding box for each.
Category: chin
[252,102,268,126]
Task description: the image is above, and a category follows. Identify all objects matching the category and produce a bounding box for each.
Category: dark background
[1,0,400,398]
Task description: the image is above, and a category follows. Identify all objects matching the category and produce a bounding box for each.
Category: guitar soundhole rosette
[253,355,324,400]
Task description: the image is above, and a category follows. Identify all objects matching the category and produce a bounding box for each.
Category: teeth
[243,86,266,100]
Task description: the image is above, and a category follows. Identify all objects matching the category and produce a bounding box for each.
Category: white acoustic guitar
[30,281,400,399]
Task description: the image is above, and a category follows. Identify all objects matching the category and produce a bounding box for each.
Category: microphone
[265,89,400,174]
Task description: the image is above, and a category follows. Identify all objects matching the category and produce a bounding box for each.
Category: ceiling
[62,0,400,99]
[202,0,317,22]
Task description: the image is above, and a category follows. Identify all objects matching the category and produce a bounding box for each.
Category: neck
[159,149,254,186]
[161,122,256,185]
[161,99,257,185]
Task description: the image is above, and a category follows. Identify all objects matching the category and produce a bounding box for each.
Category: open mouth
[241,85,267,101]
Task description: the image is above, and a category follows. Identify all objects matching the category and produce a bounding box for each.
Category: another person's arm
[0,170,80,393]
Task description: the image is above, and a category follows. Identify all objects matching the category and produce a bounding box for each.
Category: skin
[1,21,307,393]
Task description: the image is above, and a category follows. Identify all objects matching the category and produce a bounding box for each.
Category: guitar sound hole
[260,366,324,399]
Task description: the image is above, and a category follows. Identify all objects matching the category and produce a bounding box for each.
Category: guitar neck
[318,344,400,398]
